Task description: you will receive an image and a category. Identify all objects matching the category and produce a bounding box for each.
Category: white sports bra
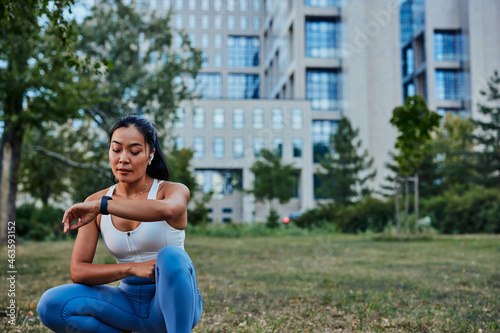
[100,179,185,264]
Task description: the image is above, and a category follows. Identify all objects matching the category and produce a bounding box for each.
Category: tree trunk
[414,173,419,236]
[395,183,400,236]
[404,177,409,237]
[0,130,23,243]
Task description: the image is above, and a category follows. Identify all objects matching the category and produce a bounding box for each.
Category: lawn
[1,233,499,332]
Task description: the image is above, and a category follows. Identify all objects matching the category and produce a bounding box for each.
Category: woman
[38,115,203,333]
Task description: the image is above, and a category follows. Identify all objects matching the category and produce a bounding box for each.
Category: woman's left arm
[63,182,190,232]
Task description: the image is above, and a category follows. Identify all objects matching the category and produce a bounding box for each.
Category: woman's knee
[156,246,192,277]
[37,286,67,326]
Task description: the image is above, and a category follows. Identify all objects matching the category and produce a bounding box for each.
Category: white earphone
[150,153,154,162]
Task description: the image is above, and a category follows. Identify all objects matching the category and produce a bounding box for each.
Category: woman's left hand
[62,200,100,233]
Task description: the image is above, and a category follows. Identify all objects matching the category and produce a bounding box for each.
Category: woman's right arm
[69,194,156,285]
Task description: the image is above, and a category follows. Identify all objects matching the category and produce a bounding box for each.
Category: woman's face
[109,126,151,183]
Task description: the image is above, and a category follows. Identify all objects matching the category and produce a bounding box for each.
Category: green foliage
[390,96,441,175]
[187,192,212,226]
[334,197,394,233]
[473,70,500,187]
[316,117,376,206]
[16,203,68,241]
[421,186,500,234]
[266,208,280,229]
[166,147,198,193]
[76,2,202,132]
[249,149,296,204]
[419,114,478,197]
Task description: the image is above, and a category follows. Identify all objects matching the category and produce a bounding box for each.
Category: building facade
[103,0,499,222]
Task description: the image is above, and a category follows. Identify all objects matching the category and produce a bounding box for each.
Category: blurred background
[1,0,500,241]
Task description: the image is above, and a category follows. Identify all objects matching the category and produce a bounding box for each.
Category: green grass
[1,234,500,332]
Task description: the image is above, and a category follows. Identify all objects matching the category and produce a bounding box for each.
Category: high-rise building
[400,0,500,120]
[96,0,499,223]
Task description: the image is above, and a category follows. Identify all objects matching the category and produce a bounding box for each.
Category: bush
[334,197,394,233]
[422,186,500,234]
[16,203,67,241]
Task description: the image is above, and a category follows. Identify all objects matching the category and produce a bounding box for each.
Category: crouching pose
[38,115,202,333]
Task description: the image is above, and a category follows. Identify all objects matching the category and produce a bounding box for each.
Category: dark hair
[109,115,169,181]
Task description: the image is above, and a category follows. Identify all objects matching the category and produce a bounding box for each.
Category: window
[403,47,414,76]
[214,15,222,29]
[252,108,264,129]
[213,108,225,129]
[434,30,462,61]
[201,15,209,29]
[174,137,185,149]
[292,138,303,157]
[201,0,210,10]
[213,137,225,158]
[306,18,338,58]
[253,138,265,157]
[214,34,223,48]
[175,14,183,29]
[233,108,245,129]
[252,16,261,31]
[227,0,235,11]
[174,34,182,48]
[291,109,303,129]
[435,69,463,100]
[175,0,183,9]
[201,34,210,48]
[201,52,209,67]
[188,33,196,47]
[222,207,233,213]
[233,137,245,158]
[214,0,223,11]
[272,108,284,129]
[404,82,415,100]
[437,108,467,119]
[195,73,222,99]
[306,69,339,110]
[272,137,283,156]
[193,137,205,158]
[188,15,197,29]
[227,36,260,67]
[227,74,260,99]
[312,120,338,162]
[214,53,222,67]
[162,0,170,10]
[193,107,206,129]
[239,16,248,30]
[252,0,260,11]
[305,0,339,7]
[227,15,236,30]
[174,108,185,128]
[188,0,197,10]
[195,169,242,195]
[240,0,248,11]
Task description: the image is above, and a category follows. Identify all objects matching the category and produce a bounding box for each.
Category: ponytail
[146,132,170,181]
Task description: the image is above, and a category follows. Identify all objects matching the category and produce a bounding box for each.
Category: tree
[422,114,477,195]
[316,117,376,206]
[23,2,202,204]
[249,149,296,227]
[389,95,441,235]
[0,0,86,242]
[473,70,500,187]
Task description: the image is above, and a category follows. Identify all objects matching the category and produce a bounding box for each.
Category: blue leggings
[37,246,202,333]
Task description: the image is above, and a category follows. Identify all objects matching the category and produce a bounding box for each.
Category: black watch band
[100,196,112,215]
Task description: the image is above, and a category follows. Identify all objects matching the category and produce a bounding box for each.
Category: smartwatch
[100,196,113,215]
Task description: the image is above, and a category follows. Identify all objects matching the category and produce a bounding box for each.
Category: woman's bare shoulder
[85,186,114,202]
[158,181,190,196]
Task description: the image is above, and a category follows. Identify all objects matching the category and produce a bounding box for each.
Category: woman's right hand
[129,259,156,282]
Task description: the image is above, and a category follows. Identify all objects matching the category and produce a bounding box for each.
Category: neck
[119,176,150,198]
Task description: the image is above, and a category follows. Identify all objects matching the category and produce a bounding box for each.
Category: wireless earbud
[150,153,154,161]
